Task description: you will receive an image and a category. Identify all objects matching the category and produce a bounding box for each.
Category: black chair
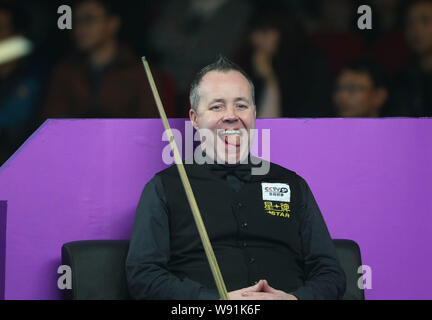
[333,239,364,300]
[61,239,364,300]
[61,240,131,300]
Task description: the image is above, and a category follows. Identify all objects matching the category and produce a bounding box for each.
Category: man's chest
[166,178,303,248]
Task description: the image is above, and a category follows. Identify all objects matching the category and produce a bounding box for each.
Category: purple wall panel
[0,201,6,300]
[0,118,431,299]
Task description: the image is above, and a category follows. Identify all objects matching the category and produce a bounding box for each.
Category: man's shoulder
[253,157,299,180]
[154,164,178,177]
[153,158,302,180]
[268,160,297,176]
[153,162,209,178]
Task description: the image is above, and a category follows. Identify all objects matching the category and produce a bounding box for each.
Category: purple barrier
[0,118,431,300]
[0,201,6,300]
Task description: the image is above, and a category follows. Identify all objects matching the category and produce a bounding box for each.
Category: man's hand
[250,29,280,81]
[227,280,266,300]
[239,280,298,300]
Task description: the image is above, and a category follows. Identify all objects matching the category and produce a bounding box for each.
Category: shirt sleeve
[290,176,347,300]
[125,175,220,300]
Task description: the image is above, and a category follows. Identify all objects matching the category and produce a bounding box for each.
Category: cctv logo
[262,183,291,202]
[264,187,289,194]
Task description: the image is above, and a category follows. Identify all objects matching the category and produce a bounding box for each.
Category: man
[126,56,346,300]
[333,59,388,117]
[43,0,175,119]
[390,0,432,116]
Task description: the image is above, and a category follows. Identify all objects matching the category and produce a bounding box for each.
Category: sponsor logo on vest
[261,183,291,202]
[264,201,291,218]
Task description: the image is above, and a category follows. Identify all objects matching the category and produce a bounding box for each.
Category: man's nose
[222,105,238,122]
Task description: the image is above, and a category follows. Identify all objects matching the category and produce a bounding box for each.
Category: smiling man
[126,56,346,300]
[188,60,256,165]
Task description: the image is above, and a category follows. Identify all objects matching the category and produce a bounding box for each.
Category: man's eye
[237,104,248,109]
[210,105,221,110]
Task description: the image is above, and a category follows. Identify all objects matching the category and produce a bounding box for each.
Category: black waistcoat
[156,159,305,292]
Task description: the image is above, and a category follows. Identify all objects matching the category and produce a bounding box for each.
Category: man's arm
[125,175,220,300]
[290,176,347,300]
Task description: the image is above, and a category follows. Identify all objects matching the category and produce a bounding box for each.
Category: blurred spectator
[146,0,253,116]
[368,0,413,78]
[389,0,432,116]
[248,24,281,118]
[333,59,388,117]
[372,0,401,33]
[43,0,175,119]
[310,0,366,76]
[0,1,45,166]
[239,6,335,118]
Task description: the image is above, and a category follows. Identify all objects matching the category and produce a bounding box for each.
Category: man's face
[189,70,256,163]
[333,70,385,117]
[73,1,119,52]
[406,2,432,55]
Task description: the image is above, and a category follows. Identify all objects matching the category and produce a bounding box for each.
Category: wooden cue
[141,57,229,300]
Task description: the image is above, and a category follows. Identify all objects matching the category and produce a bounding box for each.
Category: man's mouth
[218,129,243,146]
[218,129,242,137]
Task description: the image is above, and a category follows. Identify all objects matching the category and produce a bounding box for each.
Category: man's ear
[189,108,200,130]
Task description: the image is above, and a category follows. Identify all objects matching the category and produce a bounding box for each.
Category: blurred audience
[389,0,432,116]
[333,59,388,117]
[43,0,175,119]
[247,21,282,118]
[0,1,45,165]
[2,0,430,168]
[239,6,335,118]
[309,0,366,76]
[146,0,253,116]
[368,0,413,78]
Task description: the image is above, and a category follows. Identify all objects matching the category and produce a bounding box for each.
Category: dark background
[0,0,429,165]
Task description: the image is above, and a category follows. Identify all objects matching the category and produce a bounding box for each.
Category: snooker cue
[141,57,229,300]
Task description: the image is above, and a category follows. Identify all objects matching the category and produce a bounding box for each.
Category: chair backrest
[61,240,131,300]
[333,239,365,300]
[61,238,364,300]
